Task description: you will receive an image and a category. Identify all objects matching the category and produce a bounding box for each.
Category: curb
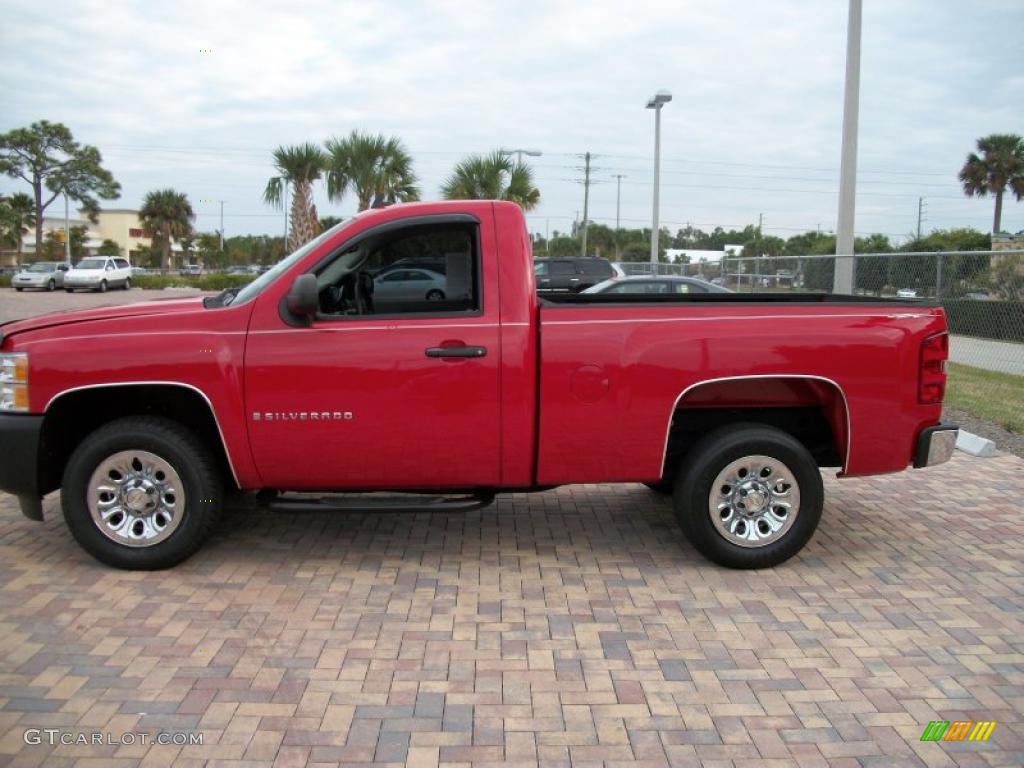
[955,429,1000,457]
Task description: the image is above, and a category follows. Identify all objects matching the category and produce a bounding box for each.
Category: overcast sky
[2,0,1022,243]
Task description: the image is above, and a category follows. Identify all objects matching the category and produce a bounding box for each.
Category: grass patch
[945,362,1024,433]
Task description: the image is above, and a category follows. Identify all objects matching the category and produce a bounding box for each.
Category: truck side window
[316,222,481,317]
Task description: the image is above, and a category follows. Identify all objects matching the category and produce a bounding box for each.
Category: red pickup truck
[0,201,957,570]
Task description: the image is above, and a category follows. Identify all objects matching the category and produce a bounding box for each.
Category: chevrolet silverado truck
[0,201,957,570]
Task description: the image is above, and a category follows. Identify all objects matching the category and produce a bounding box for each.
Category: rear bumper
[914,422,958,468]
[0,413,44,520]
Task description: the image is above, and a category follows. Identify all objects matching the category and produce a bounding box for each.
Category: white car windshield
[27,263,56,272]
[74,258,105,270]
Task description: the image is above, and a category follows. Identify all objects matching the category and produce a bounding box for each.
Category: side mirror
[286,274,318,321]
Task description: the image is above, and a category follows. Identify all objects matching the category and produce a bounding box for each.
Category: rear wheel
[426,289,445,301]
[673,424,823,569]
[61,416,223,569]
[124,277,131,290]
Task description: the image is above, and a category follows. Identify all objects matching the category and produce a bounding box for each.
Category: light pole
[646,90,671,265]
[612,174,627,230]
[834,0,862,294]
[218,200,225,251]
[504,148,542,164]
[63,193,70,265]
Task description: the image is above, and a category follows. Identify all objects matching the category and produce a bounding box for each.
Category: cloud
[1,0,1021,239]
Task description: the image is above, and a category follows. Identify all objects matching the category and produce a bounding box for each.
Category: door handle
[425,346,487,358]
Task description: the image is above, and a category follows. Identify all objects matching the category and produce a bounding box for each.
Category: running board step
[266,492,495,513]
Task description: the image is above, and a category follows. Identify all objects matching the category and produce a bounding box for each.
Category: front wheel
[674,424,823,569]
[61,416,223,569]
[15,287,23,292]
[47,279,56,291]
[65,287,74,293]
[98,279,108,293]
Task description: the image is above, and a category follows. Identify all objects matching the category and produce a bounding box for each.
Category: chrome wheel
[87,450,185,547]
[709,454,800,548]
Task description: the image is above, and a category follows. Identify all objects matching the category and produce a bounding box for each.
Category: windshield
[227,223,344,306]
[27,263,56,272]
[74,258,105,270]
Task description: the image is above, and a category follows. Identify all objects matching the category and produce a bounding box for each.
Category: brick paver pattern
[0,453,1021,767]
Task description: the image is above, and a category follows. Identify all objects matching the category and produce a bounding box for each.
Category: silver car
[12,261,68,292]
[373,267,447,301]
[582,275,731,295]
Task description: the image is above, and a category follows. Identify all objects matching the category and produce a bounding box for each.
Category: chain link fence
[618,250,1024,434]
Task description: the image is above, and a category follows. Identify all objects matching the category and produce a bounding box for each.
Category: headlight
[0,353,29,412]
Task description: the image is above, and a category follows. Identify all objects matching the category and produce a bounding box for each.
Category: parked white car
[896,288,918,299]
[64,257,133,292]
[373,267,448,301]
[12,261,69,292]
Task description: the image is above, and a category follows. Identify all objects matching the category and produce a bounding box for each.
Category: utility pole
[753,213,764,293]
[612,174,626,230]
[219,200,226,251]
[916,197,926,240]
[833,0,862,294]
[580,152,592,257]
[63,193,70,265]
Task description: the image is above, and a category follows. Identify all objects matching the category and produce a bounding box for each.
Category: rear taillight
[919,332,948,404]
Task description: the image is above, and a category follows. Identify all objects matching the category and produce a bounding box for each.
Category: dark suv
[534,257,617,293]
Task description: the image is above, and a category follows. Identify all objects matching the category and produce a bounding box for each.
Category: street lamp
[646,90,671,265]
[503,148,543,164]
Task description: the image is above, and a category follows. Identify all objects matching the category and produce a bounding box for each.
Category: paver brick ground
[0,452,1021,767]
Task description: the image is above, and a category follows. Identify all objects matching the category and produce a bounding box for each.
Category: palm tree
[441,150,540,210]
[325,131,419,211]
[139,189,195,272]
[0,192,36,263]
[958,133,1024,234]
[264,143,328,251]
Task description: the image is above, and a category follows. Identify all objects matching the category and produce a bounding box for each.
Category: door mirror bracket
[283,273,319,325]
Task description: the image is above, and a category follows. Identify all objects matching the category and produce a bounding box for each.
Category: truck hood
[0,295,208,342]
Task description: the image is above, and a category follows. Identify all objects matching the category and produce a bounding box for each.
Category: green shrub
[0,274,10,288]
[942,299,1024,343]
[133,274,254,291]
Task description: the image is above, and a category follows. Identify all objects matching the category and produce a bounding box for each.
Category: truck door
[243,213,501,489]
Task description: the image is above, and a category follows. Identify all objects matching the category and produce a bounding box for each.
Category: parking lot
[1,285,1022,767]
[0,452,1022,767]
[0,287,205,324]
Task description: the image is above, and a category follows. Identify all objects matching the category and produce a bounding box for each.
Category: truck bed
[541,292,925,305]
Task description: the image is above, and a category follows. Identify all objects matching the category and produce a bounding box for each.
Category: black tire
[65,287,74,293]
[643,481,673,495]
[61,416,223,570]
[426,289,445,301]
[124,277,131,290]
[98,279,107,293]
[673,423,823,569]
[47,280,56,291]
[15,287,23,292]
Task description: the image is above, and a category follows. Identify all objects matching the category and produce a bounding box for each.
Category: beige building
[12,208,181,267]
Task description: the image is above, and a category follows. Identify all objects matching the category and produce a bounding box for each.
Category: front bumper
[0,413,44,520]
[12,279,46,288]
[914,422,959,468]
